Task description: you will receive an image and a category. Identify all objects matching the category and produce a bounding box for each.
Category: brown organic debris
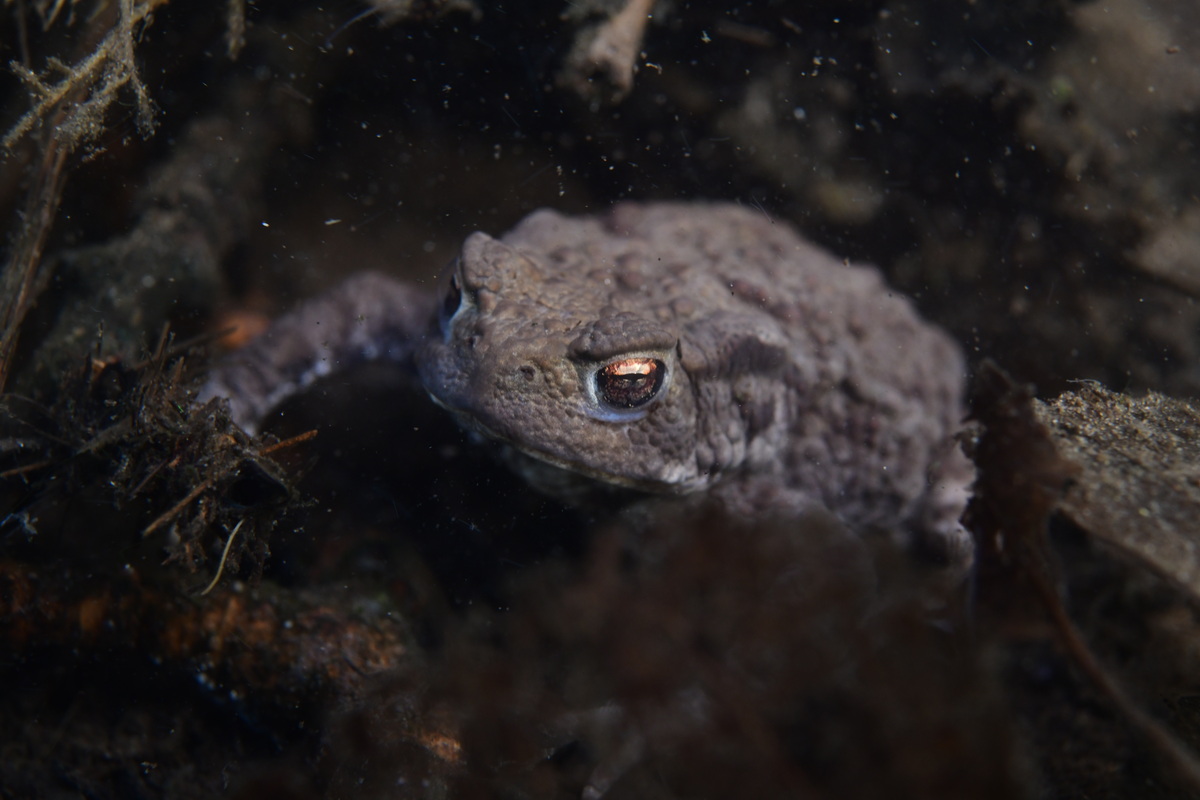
[0,330,298,583]
[965,362,1079,585]
[0,560,411,707]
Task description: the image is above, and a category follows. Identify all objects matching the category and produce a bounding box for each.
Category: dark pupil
[596,358,665,409]
[441,273,463,321]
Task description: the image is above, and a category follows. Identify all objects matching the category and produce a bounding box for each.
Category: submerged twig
[225,0,245,58]
[258,429,318,457]
[0,458,54,479]
[142,476,219,538]
[1029,562,1200,790]
[3,0,165,151]
[0,129,68,393]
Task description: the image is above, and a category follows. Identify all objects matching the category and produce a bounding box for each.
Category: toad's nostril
[518,365,536,382]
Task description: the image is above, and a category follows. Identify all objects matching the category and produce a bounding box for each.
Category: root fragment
[561,0,657,103]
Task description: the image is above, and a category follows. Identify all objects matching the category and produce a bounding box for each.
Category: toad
[200,202,971,560]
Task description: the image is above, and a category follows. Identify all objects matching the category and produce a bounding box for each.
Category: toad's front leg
[197,272,437,433]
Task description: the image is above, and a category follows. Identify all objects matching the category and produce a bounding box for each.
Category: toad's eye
[439,261,464,331]
[596,357,666,409]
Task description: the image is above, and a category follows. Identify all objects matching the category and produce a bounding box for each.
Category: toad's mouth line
[425,389,697,496]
